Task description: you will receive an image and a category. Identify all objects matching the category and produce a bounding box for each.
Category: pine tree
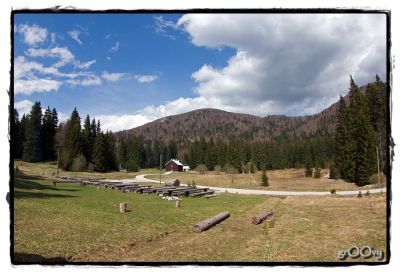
[42,106,58,160]
[13,109,24,159]
[92,132,107,172]
[334,96,350,178]
[82,115,94,162]
[60,108,82,170]
[261,167,269,187]
[22,101,43,162]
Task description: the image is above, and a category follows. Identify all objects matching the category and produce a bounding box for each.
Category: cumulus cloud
[176,13,386,116]
[15,78,62,95]
[134,74,159,83]
[101,71,129,82]
[68,30,83,45]
[94,114,154,132]
[26,47,75,68]
[14,100,34,116]
[99,14,387,131]
[66,73,102,87]
[16,24,48,45]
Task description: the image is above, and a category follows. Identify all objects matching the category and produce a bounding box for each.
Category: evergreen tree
[82,115,94,162]
[92,132,107,172]
[334,96,350,178]
[13,109,24,159]
[22,102,43,162]
[60,108,82,170]
[42,106,58,160]
[261,167,269,187]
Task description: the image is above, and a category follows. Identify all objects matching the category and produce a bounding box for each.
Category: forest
[12,76,387,185]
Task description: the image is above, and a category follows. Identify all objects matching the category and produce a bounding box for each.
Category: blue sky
[14,13,386,131]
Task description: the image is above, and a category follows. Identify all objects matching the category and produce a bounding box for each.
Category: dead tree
[252,210,273,225]
[193,211,230,233]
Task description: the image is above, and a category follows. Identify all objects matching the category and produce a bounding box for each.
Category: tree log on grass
[193,211,230,233]
[252,210,273,225]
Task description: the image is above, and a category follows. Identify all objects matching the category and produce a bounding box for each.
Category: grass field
[146,168,382,191]
[13,168,387,263]
[14,160,163,180]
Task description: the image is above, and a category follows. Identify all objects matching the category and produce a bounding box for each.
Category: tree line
[13,75,387,184]
[333,75,387,185]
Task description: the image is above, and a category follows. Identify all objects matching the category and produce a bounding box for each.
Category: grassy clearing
[147,168,380,191]
[14,160,163,180]
[13,169,387,263]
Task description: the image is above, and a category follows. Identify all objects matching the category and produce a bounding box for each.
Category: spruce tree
[22,101,43,162]
[42,106,57,160]
[334,95,350,178]
[60,108,82,170]
[92,132,107,172]
[261,167,269,187]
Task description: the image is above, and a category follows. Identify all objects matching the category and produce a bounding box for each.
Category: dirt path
[112,174,387,196]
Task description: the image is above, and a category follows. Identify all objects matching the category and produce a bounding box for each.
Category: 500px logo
[337,246,384,260]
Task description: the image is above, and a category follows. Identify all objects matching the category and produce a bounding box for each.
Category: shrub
[330,189,336,195]
[357,191,362,198]
[305,164,313,177]
[194,164,208,174]
[214,165,222,175]
[314,167,321,179]
[329,166,338,180]
[224,164,238,174]
[366,190,370,196]
[72,154,87,173]
[369,173,387,186]
[261,169,269,187]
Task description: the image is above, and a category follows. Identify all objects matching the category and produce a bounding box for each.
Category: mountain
[117,84,369,143]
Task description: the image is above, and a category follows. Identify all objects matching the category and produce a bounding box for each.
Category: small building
[183,165,190,172]
[165,159,183,172]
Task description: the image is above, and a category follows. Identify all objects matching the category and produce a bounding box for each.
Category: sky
[13,12,387,132]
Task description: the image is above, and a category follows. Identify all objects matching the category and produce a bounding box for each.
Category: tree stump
[175,200,180,208]
[119,203,127,213]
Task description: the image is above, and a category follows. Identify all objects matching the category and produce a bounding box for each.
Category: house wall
[165,162,183,172]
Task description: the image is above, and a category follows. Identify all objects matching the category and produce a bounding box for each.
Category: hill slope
[118,84,370,143]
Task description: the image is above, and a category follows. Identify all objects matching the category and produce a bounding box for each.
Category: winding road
[107,173,387,197]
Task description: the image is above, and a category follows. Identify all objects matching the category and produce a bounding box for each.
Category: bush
[329,166,338,180]
[261,169,269,187]
[72,154,87,173]
[366,190,370,196]
[314,167,321,179]
[357,191,362,198]
[194,164,208,174]
[330,189,336,195]
[126,159,139,172]
[369,173,387,186]
[305,164,313,177]
[214,165,222,174]
[224,164,238,174]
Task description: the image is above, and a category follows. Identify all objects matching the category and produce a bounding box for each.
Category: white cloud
[94,114,153,132]
[26,47,75,68]
[15,78,62,95]
[16,24,48,45]
[101,71,128,82]
[154,15,180,40]
[110,41,120,52]
[134,74,159,83]
[66,73,102,87]
[176,14,386,115]
[14,100,34,116]
[75,59,96,70]
[68,30,83,45]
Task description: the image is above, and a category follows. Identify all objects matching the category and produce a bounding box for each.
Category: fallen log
[252,210,273,225]
[193,211,230,233]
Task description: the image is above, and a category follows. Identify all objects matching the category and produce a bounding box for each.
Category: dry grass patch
[147,168,378,191]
